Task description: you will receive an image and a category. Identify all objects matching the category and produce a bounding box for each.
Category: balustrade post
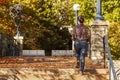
[90,0,109,65]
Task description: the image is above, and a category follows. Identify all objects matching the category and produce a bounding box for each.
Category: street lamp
[9,4,23,56]
[73,4,80,25]
[72,4,80,52]
[95,0,104,20]
[9,4,23,36]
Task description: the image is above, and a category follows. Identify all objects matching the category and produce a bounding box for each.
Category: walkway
[0,56,109,80]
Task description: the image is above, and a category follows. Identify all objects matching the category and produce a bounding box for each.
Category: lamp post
[72,4,80,52]
[16,4,22,36]
[9,4,23,36]
[95,0,104,20]
[9,4,23,56]
[73,4,80,25]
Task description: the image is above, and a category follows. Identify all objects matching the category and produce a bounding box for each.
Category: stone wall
[90,20,108,65]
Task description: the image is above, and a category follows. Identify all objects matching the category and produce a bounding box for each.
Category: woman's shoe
[75,60,80,68]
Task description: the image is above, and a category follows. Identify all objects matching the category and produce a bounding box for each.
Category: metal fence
[0,33,20,57]
[104,35,117,80]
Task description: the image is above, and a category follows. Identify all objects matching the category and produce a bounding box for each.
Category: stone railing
[22,50,75,57]
[52,50,74,56]
[22,50,45,57]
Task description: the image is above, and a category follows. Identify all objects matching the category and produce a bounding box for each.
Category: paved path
[0,57,108,80]
[0,68,108,80]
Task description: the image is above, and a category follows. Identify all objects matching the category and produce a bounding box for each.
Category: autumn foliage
[0,0,6,3]
[0,0,120,58]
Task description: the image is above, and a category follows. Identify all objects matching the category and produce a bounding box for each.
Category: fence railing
[0,33,20,57]
[104,35,117,80]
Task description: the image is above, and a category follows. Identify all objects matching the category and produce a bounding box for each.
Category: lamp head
[73,4,80,11]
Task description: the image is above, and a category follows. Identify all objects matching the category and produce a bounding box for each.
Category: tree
[7,0,72,55]
[103,0,120,22]
[32,0,72,55]
[0,0,120,57]
[108,21,120,60]
[102,0,120,59]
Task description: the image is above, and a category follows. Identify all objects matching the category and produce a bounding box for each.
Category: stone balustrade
[22,50,74,57]
[22,50,45,56]
[52,50,74,56]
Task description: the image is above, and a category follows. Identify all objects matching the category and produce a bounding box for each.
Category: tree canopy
[0,0,120,57]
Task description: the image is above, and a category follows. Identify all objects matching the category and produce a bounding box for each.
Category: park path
[0,56,109,80]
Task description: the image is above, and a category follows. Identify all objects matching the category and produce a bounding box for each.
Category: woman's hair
[78,15,84,23]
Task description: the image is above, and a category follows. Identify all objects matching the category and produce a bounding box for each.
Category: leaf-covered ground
[0,56,104,69]
[0,57,108,80]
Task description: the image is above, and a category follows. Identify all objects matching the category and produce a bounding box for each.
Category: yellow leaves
[31,0,39,3]
[108,21,120,59]
[103,0,120,22]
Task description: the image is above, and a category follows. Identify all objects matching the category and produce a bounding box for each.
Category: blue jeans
[74,40,88,72]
